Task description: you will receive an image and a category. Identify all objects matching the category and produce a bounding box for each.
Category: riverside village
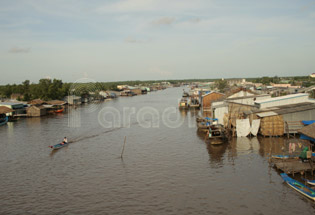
[2,76,315,213]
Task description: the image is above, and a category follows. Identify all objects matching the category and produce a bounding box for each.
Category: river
[1,87,314,214]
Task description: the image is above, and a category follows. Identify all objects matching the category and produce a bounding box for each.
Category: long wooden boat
[49,142,68,150]
[0,116,8,126]
[271,155,299,159]
[280,173,315,201]
[302,178,315,186]
[179,98,189,109]
[205,124,227,145]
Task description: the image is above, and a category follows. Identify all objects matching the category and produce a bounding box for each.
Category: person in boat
[62,137,68,145]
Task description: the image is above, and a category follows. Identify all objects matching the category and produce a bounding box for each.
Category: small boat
[197,118,218,132]
[271,155,299,159]
[205,124,227,145]
[49,142,68,150]
[0,116,8,126]
[302,178,315,186]
[179,98,189,109]
[280,173,315,201]
[54,108,64,113]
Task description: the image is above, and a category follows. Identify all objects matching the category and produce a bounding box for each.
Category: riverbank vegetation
[0,76,314,101]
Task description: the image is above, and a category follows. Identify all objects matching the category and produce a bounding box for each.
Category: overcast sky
[1,0,315,84]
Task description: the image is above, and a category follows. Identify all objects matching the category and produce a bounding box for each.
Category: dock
[270,158,315,175]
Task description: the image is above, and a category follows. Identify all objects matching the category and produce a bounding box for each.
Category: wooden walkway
[271,158,315,175]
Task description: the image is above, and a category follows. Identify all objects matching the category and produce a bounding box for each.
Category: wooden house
[202,92,225,112]
[64,96,82,105]
[28,99,46,106]
[0,102,26,116]
[0,106,14,117]
[27,106,47,117]
[130,88,142,95]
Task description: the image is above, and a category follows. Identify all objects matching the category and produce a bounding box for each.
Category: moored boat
[302,178,315,186]
[54,108,64,113]
[0,116,8,126]
[179,98,189,109]
[280,173,315,201]
[271,155,299,159]
[205,124,227,145]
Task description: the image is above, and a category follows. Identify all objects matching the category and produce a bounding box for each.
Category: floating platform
[271,158,315,175]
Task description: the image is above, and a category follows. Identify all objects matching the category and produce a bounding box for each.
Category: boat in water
[205,124,227,145]
[280,173,315,201]
[0,116,8,126]
[302,178,315,186]
[49,142,68,150]
[54,108,64,113]
[197,117,218,132]
[179,98,189,109]
[271,155,299,159]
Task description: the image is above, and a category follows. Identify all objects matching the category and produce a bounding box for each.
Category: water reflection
[2,87,315,214]
[206,142,228,167]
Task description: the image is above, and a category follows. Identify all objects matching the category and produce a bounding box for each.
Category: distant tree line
[251,76,314,87]
[0,79,71,101]
[1,76,313,101]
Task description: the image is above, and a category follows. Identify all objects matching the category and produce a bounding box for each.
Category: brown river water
[1,87,315,214]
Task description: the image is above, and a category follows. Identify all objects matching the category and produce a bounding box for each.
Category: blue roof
[302,120,315,125]
[0,102,24,105]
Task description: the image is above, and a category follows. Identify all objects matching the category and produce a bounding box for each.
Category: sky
[0,0,315,84]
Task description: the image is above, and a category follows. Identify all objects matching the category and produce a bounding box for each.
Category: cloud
[152,17,176,26]
[96,0,204,13]
[8,47,30,53]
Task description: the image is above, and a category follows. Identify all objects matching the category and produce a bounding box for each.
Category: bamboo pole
[120,136,127,159]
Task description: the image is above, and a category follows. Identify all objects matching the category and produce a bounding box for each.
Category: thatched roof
[27,105,46,110]
[47,100,67,105]
[298,123,315,139]
[225,87,256,98]
[28,99,46,105]
[0,106,14,114]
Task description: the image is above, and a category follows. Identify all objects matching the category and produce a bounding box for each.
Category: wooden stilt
[120,136,127,159]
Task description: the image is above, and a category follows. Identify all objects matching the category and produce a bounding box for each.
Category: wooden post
[120,136,127,159]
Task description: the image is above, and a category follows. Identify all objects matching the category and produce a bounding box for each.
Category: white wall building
[254,93,313,109]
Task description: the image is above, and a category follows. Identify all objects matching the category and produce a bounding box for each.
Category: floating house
[99,91,109,98]
[28,99,46,106]
[244,102,315,137]
[202,92,225,112]
[130,88,142,95]
[0,102,26,116]
[120,90,135,96]
[64,96,82,105]
[27,106,47,117]
[0,106,14,124]
[254,93,311,109]
[211,94,271,125]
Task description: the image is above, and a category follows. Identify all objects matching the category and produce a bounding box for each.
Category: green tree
[215,80,228,93]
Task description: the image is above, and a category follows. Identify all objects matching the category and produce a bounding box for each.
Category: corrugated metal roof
[245,102,315,117]
[0,102,24,105]
[272,103,315,115]
[298,123,315,139]
[255,93,309,104]
[257,111,278,117]
[226,94,270,101]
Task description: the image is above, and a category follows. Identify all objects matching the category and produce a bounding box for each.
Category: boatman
[62,137,68,145]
